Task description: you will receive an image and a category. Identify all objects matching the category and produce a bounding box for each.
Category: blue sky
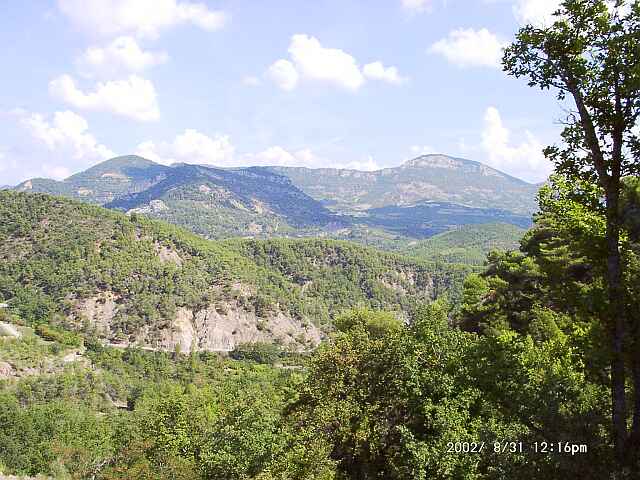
[0,0,564,185]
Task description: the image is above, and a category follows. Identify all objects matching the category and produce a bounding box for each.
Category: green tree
[286,306,513,479]
[503,0,640,465]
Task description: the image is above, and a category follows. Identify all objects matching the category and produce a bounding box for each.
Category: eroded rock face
[72,293,119,335]
[156,304,322,353]
[71,292,322,353]
[155,242,183,266]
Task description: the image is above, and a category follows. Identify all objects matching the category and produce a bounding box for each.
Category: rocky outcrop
[71,292,322,353]
[72,293,119,336]
[157,304,322,353]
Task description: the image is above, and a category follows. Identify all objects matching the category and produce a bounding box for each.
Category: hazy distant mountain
[271,154,539,215]
[15,155,170,204]
[12,153,539,240]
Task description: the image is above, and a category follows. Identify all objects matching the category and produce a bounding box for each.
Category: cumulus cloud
[77,36,168,76]
[268,34,406,91]
[134,129,378,172]
[9,110,115,181]
[135,129,235,166]
[343,156,381,171]
[267,60,299,91]
[410,145,437,156]
[57,0,228,38]
[362,62,408,85]
[513,0,561,26]
[49,74,160,122]
[20,110,115,161]
[245,147,380,170]
[287,34,365,90]
[429,28,507,68]
[481,106,553,182]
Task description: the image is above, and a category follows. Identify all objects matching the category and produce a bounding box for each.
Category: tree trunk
[630,347,640,471]
[606,187,628,464]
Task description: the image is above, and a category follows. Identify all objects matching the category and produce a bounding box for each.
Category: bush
[34,324,82,347]
[230,342,281,364]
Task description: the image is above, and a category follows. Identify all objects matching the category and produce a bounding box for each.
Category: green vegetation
[2,176,640,477]
[401,223,526,265]
[4,2,640,477]
[503,0,640,468]
[0,191,469,346]
[106,164,338,239]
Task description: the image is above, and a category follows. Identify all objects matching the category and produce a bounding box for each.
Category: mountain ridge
[12,153,539,241]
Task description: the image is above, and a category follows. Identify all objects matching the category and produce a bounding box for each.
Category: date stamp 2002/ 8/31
[446,441,588,456]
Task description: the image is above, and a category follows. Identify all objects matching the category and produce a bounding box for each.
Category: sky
[0,0,566,186]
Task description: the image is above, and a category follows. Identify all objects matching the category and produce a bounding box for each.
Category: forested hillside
[0,191,469,353]
[2,179,640,479]
[401,223,526,265]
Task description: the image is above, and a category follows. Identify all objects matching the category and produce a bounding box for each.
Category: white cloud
[135,129,235,166]
[267,60,299,91]
[17,110,114,179]
[135,131,375,171]
[241,146,324,168]
[288,34,364,90]
[49,74,160,122]
[513,0,560,26]
[248,146,298,166]
[247,147,380,171]
[268,34,406,91]
[429,28,507,68]
[78,36,168,76]
[401,0,432,12]
[57,0,228,38]
[481,106,552,182]
[363,62,408,85]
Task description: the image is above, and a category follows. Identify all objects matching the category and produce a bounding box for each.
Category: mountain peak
[402,154,467,170]
[69,155,160,179]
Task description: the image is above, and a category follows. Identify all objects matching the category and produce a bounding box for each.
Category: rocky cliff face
[71,293,322,353]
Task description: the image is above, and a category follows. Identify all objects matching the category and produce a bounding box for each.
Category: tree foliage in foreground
[503,0,640,466]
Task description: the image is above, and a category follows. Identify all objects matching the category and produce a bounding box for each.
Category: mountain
[12,153,539,241]
[15,155,169,204]
[0,191,470,352]
[106,164,341,238]
[271,154,540,215]
[400,223,526,265]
